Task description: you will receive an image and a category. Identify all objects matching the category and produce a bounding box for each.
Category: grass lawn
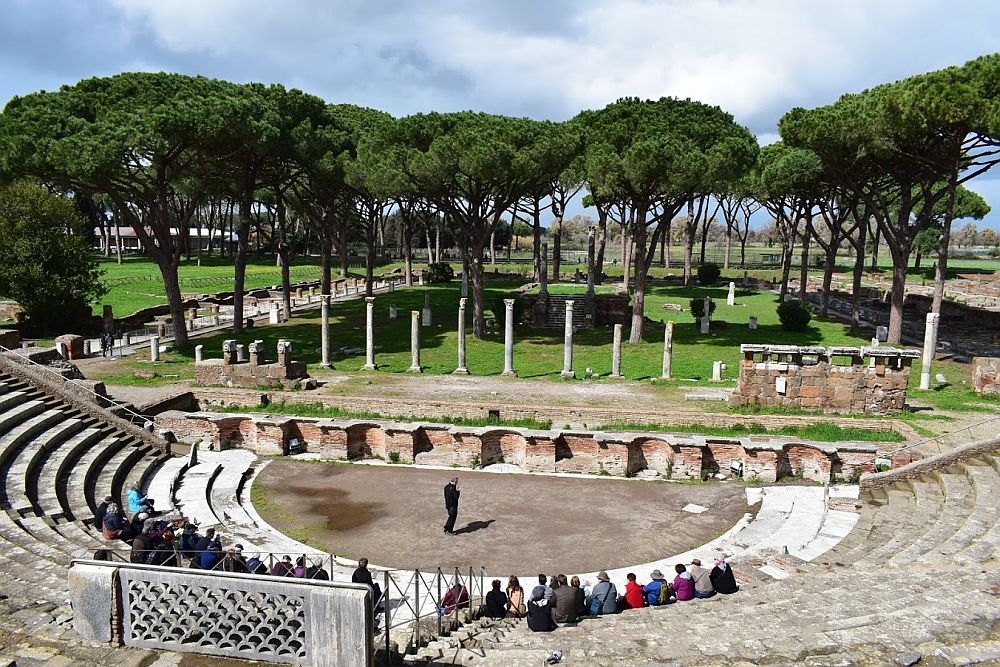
[132,281,871,382]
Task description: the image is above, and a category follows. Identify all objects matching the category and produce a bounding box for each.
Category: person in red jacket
[622,572,645,609]
[672,563,695,601]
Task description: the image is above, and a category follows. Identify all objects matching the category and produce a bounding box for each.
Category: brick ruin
[158,411,879,484]
[973,357,1000,395]
[194,339,309,390]
[729,344,920,415]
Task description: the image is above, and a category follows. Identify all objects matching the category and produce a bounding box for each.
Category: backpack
[657,581,671,605]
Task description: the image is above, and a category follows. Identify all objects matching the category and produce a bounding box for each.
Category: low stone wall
[861,435,1000,491]
[520,291,630,329]
[973,357,1000,395]
[69,560,373,667]
[729,344,920,414]
[159,410,878,484]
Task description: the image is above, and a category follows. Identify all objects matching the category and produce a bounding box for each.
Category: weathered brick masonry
[195,339,308,390]
[973,357,1000,395]
[158,410,878,484]
[729,344,920,414]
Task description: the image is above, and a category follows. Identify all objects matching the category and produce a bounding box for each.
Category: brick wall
[729,344,919,415]
[163,410,878,484]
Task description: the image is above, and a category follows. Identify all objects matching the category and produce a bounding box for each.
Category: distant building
[95,226,238,253]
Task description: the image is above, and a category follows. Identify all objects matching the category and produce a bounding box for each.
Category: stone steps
[3,417,87,516]
[44,426,113,522]
[887,469,974,566]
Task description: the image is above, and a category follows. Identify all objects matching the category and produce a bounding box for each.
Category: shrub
[689,297,716,320]
[387,451,401,464]
[776,300,812,331]
[697,262,721,285]
[425,262,454,283]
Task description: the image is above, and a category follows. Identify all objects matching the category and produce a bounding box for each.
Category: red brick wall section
[166,411,882,483]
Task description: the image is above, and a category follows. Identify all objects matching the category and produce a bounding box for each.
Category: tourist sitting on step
[271,555,294,577]
[689,558,715,599]
[439,579,470,616]
[193,527,220,554]
[710,558,739,595]
[621,572,645,610]
[93,495,113,528]
[305,560,330,580]
[146,530,180,567]
[589,571,619,615]
[179,524,200,559]
[219,545,248,573]
[571,576,587,619]
[245,553,268,575]
[672,564,695,601]
[293,556,309,578]
[126,482,154,515]
[538,574,554,603]
[352,559,383,607]
[526,587,557,632]
[485,579,508,619]
[130,526,153,564]
[198,543,224,570]
[552,574,578,624]
[642,569,673,606]
[101,503,124,540]
[124,512,148,542]
[505,576,526,619]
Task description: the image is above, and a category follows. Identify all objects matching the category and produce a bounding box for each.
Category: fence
[69,559,373,667]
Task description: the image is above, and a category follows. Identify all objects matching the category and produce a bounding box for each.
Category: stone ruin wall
[158,411,880,484]
[729,344,920,415]
[972,357,1000,395]
[194,339,309,390]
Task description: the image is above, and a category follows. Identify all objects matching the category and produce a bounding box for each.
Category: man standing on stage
[443,477,460,535]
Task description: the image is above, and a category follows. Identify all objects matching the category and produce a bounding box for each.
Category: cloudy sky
[2,0,999,230]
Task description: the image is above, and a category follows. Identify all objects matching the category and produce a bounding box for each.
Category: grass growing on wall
[596,421,905,442]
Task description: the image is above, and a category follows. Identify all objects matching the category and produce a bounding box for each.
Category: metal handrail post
[413,569,421,653]
[436,569,443,636]
[383,569,390,659]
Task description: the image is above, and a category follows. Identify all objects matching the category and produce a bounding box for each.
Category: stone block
[55,334,85,360]
[972,357,1000,395]
[0,328,20,349]
[68,562,117,642]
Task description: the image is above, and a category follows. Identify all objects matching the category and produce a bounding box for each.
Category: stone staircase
[0,370,171,664]
[414,452,1000,666]
[540,294,591,329]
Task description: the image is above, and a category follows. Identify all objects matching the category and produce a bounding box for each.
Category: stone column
[389,304,398,319]
[610,323,624,378]
[194,344,203,363]
[701,297,711,335]
[454,297,469,374]
[320,294,331,368]
[661,320,674,380]
[149,336,160,362]
[712,360,724,382]
[236,344,247,362]
[269,301,280,325]
[586,229,596,298]
[502,299,517,376]
[422,291,432,326]
[407,310,422,372]
[919,312,940,390]
[561,300,576,378]
[539,243,549,294]
[363,297,377,370]
[727,282,736,306]
[461,271,468,298]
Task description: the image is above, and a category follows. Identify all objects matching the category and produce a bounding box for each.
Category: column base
[320,362,331,369]
[362,363,378,371]
[502,370,518,377]
[560,370,576,379]
[407,365,423,373]
[660,374,672,380]
[453,367,470,375]
[608,373,624,379]
[919,371,932,390]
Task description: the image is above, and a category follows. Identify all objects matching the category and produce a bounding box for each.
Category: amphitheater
[0,349,999,666]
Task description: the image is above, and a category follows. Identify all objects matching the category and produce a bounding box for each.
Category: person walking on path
[443,477,460,535]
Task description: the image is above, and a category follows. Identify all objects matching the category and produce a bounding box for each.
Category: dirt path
[255,461,748,575]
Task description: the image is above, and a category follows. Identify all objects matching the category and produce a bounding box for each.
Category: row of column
[320,295,677,379]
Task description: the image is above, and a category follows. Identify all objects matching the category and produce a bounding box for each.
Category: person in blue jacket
[126,482,154,514]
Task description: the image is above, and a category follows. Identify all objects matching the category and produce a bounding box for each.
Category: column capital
[365,296,376,304]
[503,298,515,307]
[458,297,467,308]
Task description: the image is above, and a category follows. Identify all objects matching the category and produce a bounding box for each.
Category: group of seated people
[481,559,739,632]
[92,486,332,579]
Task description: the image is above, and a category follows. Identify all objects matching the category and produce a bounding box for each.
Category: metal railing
[378,566,488,658]
[881,414,1000,461]
[0,344,150,425]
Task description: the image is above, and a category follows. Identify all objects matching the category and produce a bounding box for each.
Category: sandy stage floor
[254,461,748,574]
